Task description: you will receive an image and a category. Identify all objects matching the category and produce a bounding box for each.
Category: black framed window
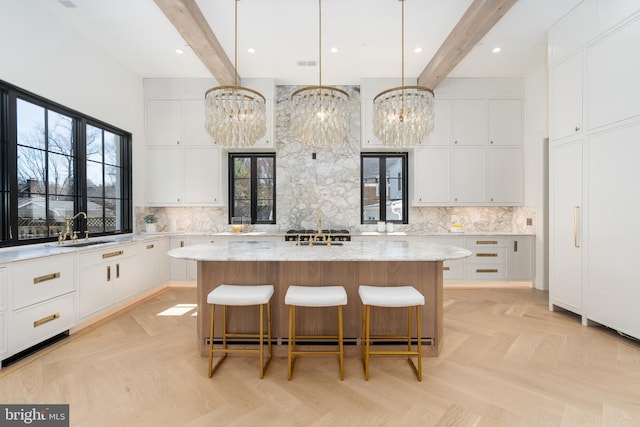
[1,80,132,247]
[361,153,408,224]
[229,153,276,224]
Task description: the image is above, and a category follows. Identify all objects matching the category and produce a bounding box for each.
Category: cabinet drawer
[10,292,75,354]
[78,244,138,266]
[464,263,507,280]
[468,247,507,263]
[12,255,75,309]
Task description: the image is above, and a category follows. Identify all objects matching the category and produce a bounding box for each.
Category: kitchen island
[168,240,471,357]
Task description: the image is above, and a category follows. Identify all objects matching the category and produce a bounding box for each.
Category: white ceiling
[37,0,581,87]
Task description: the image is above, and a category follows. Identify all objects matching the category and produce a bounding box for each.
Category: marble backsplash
[138,84,536,234]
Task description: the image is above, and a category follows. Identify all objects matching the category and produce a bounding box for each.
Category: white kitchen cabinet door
[147,100,181,146]
[412,148,450,205]
[138,239,170,290]
[451,148,485,203]
[508,236,534,281]
[549,139,583,315]
[112,255,140,303]
[586,123,640,339]
[452,100,487,146]
[422,99,451,146]
[78,263,115,319]
[587,16,640,130]
[488,100,522,146]
[181,100,211,146]
[485,148,523,205]
[147,147,182,205]
[170,238,188,281]
[550,52,583,140]
[183,147,223,205]
[0,268,6,358]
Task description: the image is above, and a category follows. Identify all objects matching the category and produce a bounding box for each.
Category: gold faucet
[58,211,87,245]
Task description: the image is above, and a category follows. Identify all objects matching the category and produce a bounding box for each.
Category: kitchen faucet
[58,211,89,245]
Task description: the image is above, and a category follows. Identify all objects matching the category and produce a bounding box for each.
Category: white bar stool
[358,285,425,381]
[207,284,274,379]
[285,285,348,380]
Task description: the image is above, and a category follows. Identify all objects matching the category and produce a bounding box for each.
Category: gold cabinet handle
[574,206,580,248]
[102,250,123,259]
[34,312,60,328]
[476,253,498,257]
[33,272,61,284]
[514,240,518,252]
[476,269,499,273]
[107,265,111,282]
[146,244,154,249]
[116,263,120,279]
[476,240,498,245]
[443,266,450,271]
[180,241,185,248]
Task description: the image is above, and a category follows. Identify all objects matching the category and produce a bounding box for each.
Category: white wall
[0,2,145,211]
[524,64,549,289]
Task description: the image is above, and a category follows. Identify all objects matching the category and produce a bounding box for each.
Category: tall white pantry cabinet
[548,0,640,340]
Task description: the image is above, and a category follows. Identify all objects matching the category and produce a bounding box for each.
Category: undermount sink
[57,239,117,248]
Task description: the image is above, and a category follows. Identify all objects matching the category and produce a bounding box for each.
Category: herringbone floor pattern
[1,286,639,426]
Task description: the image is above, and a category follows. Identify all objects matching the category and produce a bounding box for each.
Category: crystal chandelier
[291,0,349,146]
[373,0,434,147]
[204,0,266,148]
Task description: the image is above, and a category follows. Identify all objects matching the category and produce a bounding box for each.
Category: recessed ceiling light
[414,47,422,54]
[492,47,502,53]
[247,48,256,54]
[175,48,184,55]
[330,47,338,53]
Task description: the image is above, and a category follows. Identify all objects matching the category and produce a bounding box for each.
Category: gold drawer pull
[476,240,498,245]
[180,241,185,248]
[146,244,154,249]
[34,312,60,328]
[33,272,60,284]
[443,266,450,271]
[476,269,499,273]
[102,250,123,259]
[476,253,498,257]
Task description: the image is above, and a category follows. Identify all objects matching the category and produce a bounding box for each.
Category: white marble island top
[168,240,471,262]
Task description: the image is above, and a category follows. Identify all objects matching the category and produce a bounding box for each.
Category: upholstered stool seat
[358,285,425,381]
[285,285,348,380]
[207,284,274,379]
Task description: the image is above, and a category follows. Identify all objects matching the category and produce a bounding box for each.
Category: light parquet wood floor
[1,286,639,427]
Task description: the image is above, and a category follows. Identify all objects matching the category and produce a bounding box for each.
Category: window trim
[360,152,409,225]
[228,152,276,225]
[0,79,133,247]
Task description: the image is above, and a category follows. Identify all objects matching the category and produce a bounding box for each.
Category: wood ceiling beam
[154,0,237,86]
[418,0,518,90]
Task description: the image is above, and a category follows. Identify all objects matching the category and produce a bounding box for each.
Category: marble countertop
[168,240,472,262]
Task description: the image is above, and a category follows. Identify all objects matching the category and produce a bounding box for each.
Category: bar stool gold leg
[287,305,294,380]
[259,303,264,379]
[416,305,422,381]
[407,306,412,360]
[338,305,344,380]
[364,304,371,381]
[208,304,215,378]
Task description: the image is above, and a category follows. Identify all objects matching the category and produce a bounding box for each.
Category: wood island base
[196,260,444,357]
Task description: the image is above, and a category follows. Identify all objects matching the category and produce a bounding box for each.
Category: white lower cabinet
[10,293,75,355]
[138,238,170,290]
[417,235,534,283]
[78,244,139,320]
[0,268,6,359]
[170,237,189,281]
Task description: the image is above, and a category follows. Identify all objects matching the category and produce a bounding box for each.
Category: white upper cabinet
[147,100,181,146]
[451,148,485,203]
[550,51,583,140]
[181,100,211,146]
[488,100,522,146]
[183,147,222,205]
[485,148,523,204]
[411,148,450,205]
[587,15,640,130]
[422,99,451,146]
[452,100,487,146]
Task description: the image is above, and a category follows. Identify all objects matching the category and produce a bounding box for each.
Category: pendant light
[204,0,266,147]
[290,0,349,146]
[373,0,434,147]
